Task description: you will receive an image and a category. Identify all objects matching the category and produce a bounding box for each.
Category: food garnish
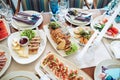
[66,43,78,55]
[94,18,119,37]
[42,53,84,80]
[21,29,35,40]
[106,25,119,37]
[48,22,60,30]
[68,10,78,16]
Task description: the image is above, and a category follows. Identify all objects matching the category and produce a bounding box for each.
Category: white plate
[1,71,39,80]
[7,30,47,64]
[94,59,120,80]
[11,11,43,30]
[0,45,11,77]
[110,41,120,58]
[35,52,92,80]
[91,15,120,39]
[0,19,10,41]
[43,25,79,57]
[65,10,92,26]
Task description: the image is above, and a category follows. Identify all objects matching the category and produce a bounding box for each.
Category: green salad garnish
[21,29,35,40]
[94,24,105,32]
[66,43,78,55]
[48,21,60,30]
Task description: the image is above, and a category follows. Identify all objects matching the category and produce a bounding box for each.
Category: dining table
[0,9,114,80]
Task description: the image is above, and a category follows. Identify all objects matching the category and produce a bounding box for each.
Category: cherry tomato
[110,26,119,34]
[102,18,108,24]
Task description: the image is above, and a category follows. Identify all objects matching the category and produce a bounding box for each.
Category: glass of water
[58,0,69,22]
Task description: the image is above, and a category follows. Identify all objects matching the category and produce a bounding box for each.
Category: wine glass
[49,0,59,20]
[0,0,8,18]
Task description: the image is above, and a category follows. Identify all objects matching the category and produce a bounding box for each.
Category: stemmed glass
[49,0,59,20]
[0,1,8,18]
[58,0,68,22]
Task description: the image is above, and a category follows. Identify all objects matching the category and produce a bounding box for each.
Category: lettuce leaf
[66,43,79,55]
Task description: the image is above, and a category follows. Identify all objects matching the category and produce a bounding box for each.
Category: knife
[39,66,57,80]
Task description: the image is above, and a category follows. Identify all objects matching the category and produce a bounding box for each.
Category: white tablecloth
[0,37,112,78]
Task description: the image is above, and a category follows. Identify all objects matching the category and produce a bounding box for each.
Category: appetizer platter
[0,45,11,77]
[11,11,43,30]
[1,71,39,80]
[7,29,47,64]
[65,9,92,25]
[43,22,79,57]
[94,59,120,80]
[0,19,10,41]
[91,15,120,39]
[35,52,92,80]
[69,26,94,46]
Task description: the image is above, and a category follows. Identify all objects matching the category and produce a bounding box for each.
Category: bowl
[19,36,29,46]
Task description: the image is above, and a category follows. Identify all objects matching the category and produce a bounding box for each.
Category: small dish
[94,59,120,80]
[19,36,29,46]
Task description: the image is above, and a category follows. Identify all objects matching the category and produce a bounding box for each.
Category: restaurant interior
[0,0,120,80]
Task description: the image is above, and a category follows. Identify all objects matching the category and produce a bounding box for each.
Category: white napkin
[110,41,120,59]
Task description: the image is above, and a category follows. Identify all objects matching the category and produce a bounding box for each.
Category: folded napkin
[110,41,120,59]
[75,15,91,22]
[12,12,40,25]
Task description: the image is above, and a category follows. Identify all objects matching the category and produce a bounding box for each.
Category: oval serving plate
[35,52,92,80]
[1,71,39,80]
[11,10,43,30]
[7,30,47,64]
[94,59,120,80]
[0,45,11,77]
[43,24,79,57]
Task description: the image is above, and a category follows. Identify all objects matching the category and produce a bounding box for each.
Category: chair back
[21,0,49,12]
[21,0,84,12]
[69,0,84,8]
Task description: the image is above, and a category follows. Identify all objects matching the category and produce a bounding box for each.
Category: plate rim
[1,71,39,80]
[0,19,10,41]
[65,10,92,26]
[11,10,43,30]
[7,30,47,64]
[94,59,120,80]
[0,45,11,77]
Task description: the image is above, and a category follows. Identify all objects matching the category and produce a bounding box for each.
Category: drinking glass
[49,0,59,19]
[0,0,8,18]
[58,0,69,22]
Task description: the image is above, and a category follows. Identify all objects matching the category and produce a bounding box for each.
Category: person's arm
[15,0,21,15]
